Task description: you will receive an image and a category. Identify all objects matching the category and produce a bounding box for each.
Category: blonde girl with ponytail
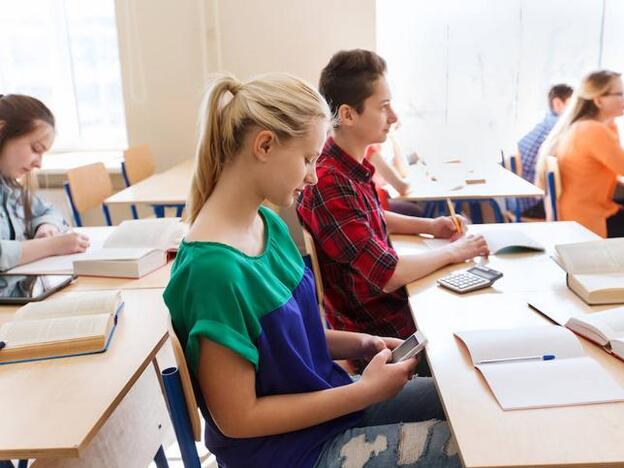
[535,70,624,237]
[163,74,459,468]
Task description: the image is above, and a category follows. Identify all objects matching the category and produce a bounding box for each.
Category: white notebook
[424,229,544,255]
[455,326,624,410]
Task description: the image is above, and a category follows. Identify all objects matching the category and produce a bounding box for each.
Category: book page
[568,307,624,345]
[477,356,624,410]
[0,313,110,347]
[455,326,584,365]
[573,273,624,294]
[77,247,156,261]
[103,218,186,251]
[612,338,624,360]
[556,239,624,274]
[7,229,109,275]
[14,290,122,321]
[422,229,544,254]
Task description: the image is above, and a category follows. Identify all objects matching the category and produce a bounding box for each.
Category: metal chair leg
[153,445,169,468]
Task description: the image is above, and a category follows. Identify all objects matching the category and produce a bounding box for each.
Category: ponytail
[187,73,331,223]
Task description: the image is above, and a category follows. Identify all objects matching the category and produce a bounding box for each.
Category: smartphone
[390,331,427,363]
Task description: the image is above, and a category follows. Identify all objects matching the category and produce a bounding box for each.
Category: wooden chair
[122,145,184,218]
[64,163,113,226]
[302,229,326,326]
[122,145,155,219]
[160,327,205,468]
[544,155,562,221]
[500,149,523,222]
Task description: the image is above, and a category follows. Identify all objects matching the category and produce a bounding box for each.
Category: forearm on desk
[383,249,453,293]
[384,210,434,235]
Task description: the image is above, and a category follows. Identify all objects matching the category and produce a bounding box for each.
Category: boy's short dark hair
[548,83,573,111]
[319,49,387,116]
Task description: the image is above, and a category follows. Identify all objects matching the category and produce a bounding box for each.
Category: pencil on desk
[446,198,462,235]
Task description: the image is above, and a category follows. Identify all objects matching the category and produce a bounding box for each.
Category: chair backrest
[501,149,522,177]
[545,155,562,221]
[302,229,326,325]
[168,329,202,442]
[160,326,203,468]
[66,163,113,213]
[65,163,113,226]
[123,144,156,185]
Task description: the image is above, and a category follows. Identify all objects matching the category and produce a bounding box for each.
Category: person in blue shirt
[0,94,89,271]
[163,74,460,468]
[516,84,573,217]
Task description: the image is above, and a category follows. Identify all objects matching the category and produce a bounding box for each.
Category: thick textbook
[555,238,624,304]
[0,290,123,364]
[455,326,624,410]
[8,218,187,277]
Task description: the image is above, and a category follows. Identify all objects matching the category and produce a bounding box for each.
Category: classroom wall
[114,0,376,171]
[113,0,376,243]
[377,0,624,165]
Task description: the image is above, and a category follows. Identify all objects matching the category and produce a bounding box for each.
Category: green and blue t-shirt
[163,207,360,467]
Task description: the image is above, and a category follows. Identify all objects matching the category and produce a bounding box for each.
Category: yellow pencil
[446,198,462,235]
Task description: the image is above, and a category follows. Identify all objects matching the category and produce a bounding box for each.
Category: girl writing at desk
[163,74,459,468]
[0,94,89,271]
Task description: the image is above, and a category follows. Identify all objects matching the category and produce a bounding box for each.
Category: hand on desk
[48,231,90,255]
[34,223,61,238]
[447,234,489,263]
[430,215,468,240]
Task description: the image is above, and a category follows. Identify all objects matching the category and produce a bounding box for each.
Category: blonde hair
[535,69,621,188]
[187,73,331,223]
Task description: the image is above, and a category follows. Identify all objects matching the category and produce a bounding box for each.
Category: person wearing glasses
[536,70,624,237]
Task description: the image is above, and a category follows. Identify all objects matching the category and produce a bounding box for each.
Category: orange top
[557,120,624,237]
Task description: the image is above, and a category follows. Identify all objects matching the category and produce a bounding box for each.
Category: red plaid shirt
[297,138,415,338]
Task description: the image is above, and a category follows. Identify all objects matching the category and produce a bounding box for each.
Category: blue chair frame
[547,171,559,221]
[121,161,185,219]
[64,182,112,227]
[161,366,202,468]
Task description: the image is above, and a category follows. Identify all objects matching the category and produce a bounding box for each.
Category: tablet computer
[0,274,74,305]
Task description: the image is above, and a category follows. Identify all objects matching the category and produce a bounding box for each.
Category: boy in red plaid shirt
[297,49,489,339]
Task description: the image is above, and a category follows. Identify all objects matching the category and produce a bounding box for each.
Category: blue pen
[477,354,556,365]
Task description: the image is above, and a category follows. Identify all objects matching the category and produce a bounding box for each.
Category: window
[0,0,127,152]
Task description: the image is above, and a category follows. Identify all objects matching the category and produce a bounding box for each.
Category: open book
[423,229,544,254]
[455,326,624,410]
[9,218,186,277]
[0,290,123,364]
[528,300,624,361]
[555,238,624,304]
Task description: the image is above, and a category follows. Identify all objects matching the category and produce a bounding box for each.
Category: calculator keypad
[438,272,491,293]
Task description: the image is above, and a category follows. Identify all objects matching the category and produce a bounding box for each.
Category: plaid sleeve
[303,171,398,292]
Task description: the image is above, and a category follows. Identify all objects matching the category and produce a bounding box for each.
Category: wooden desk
[393,221,598,294]
[105,159,192,207]
[393,221,624,467]
[7,226,173,292]
[392,162,543,201]
[0,289,170,461]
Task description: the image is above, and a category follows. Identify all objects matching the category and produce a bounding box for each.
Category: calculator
[437,265,503,293]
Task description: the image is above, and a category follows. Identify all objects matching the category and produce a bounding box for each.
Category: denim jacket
[0,178,68,271]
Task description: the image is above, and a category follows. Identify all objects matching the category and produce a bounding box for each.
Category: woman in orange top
[536,70,624,237]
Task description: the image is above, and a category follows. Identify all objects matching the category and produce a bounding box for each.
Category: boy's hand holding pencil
[429,199,468,240]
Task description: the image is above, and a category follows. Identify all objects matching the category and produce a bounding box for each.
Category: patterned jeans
[314,377,461,468]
